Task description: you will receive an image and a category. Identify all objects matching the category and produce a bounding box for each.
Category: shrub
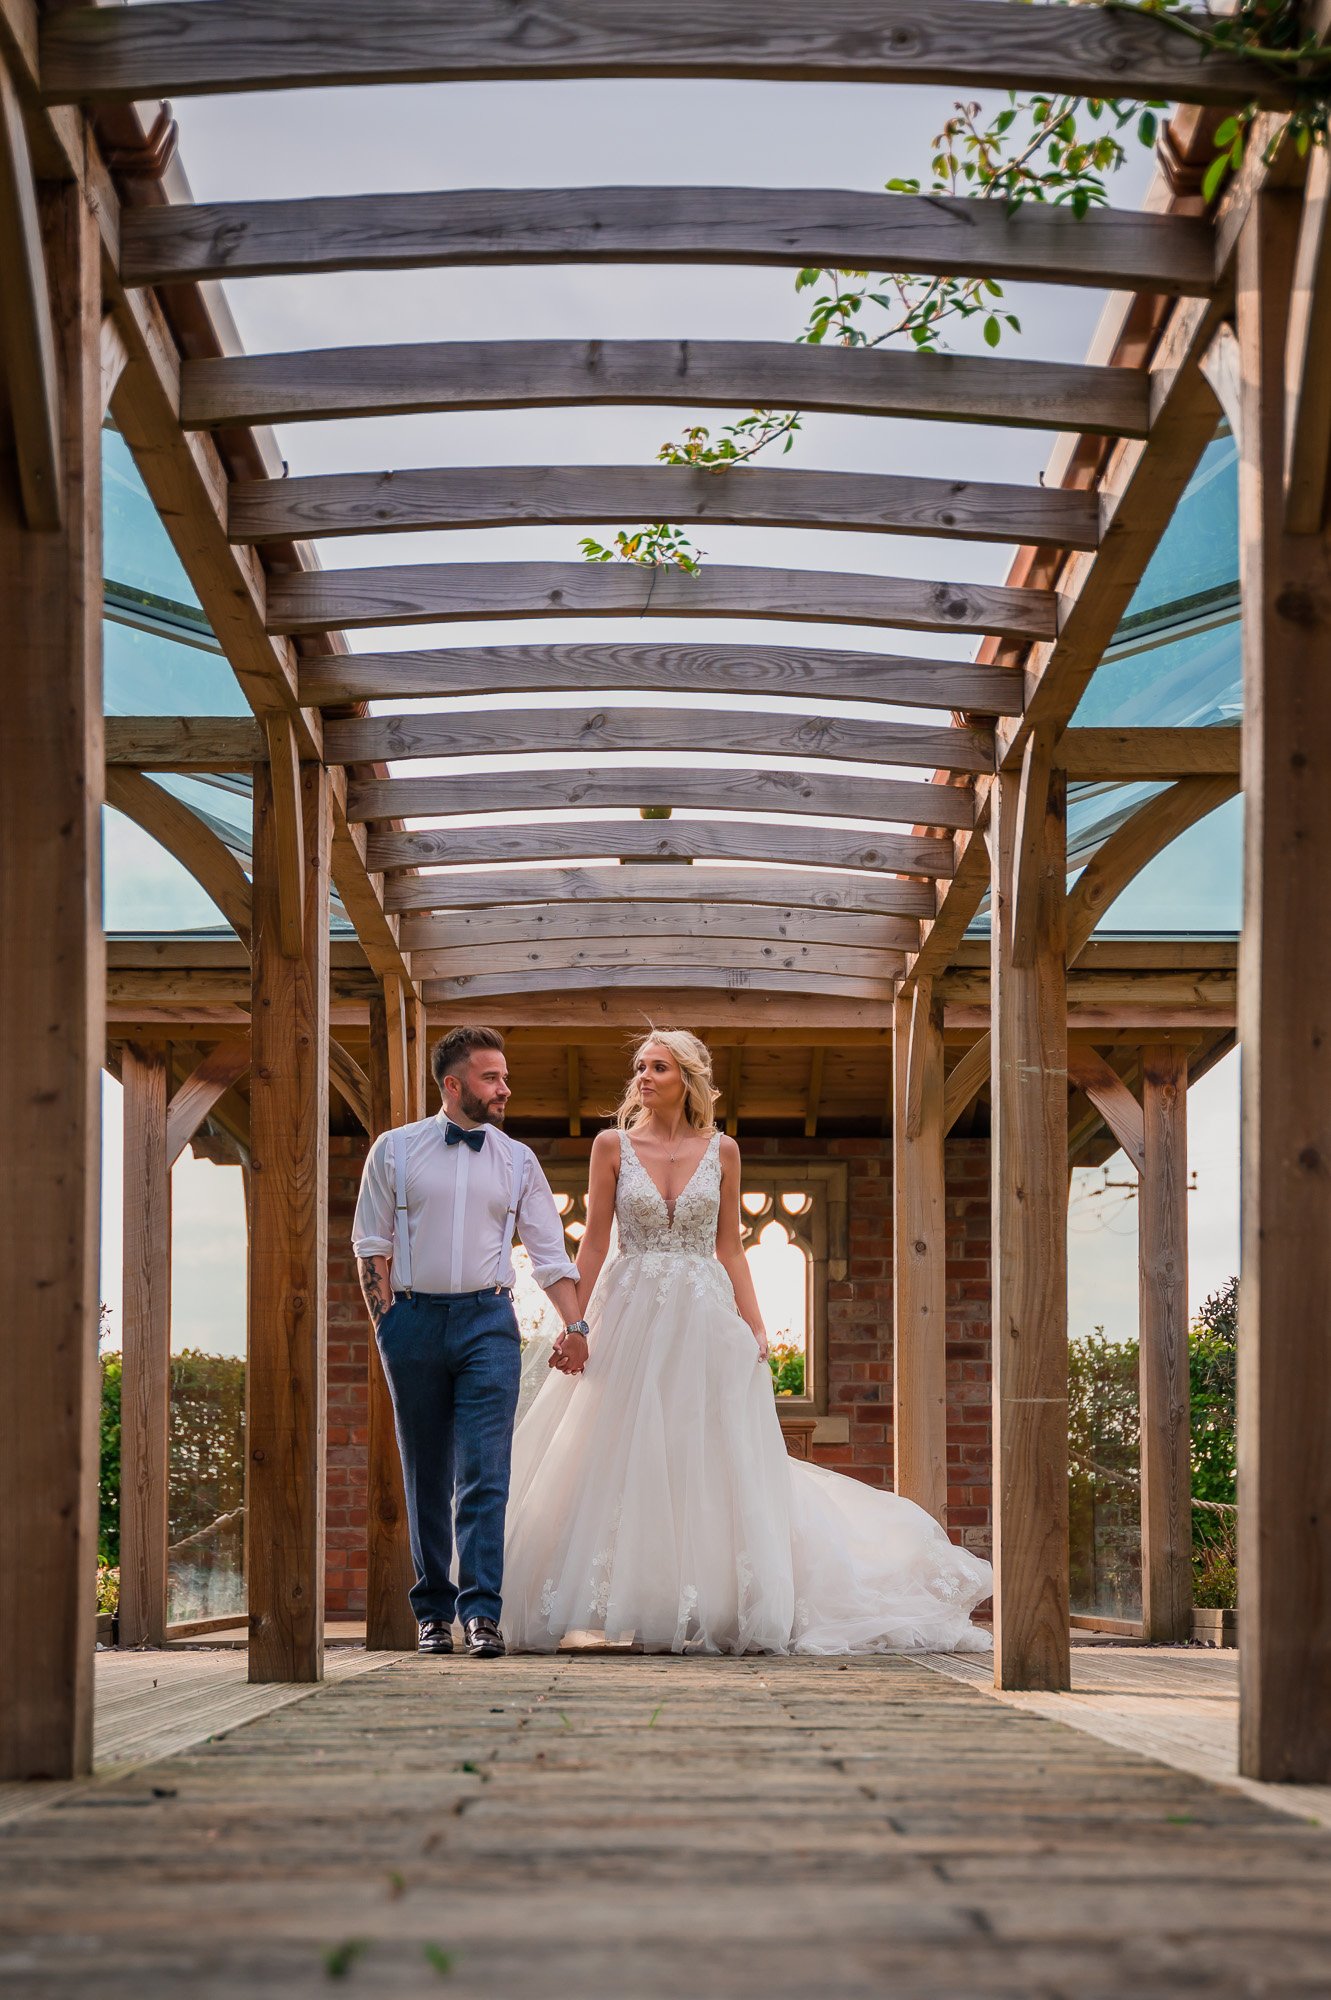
[767,1342,806,1397]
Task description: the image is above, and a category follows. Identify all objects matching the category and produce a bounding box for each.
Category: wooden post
[990,763,1070,1691]
[119,1043,172,1648]
[0,183,103,1780]
[406,988,428,1120]
[892,987,948,1524]
[247,758,331,1682]
[362,985,417,1652]
[1235,188,1331,1782]
[1138,1045,1192,1643]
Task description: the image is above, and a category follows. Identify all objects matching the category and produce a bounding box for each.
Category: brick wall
[321,1129,994,1617]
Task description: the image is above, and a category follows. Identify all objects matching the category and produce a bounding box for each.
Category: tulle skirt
[501,1250,993,1656]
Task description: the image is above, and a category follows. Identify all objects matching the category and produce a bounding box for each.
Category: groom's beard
[456,1081,507,1126]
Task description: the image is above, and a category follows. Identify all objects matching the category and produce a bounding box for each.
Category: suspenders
[390,1123,522,1296]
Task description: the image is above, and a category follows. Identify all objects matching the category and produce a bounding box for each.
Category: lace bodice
[615,1129,722,1258]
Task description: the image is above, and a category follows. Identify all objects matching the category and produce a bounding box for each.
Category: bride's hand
[753,1329,770,1363]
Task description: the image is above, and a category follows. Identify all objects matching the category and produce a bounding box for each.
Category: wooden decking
[2,1648,1330,1996]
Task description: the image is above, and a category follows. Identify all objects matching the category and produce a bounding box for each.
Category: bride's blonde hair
[616,1028,719,1134]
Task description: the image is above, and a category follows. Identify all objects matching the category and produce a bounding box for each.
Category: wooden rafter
[902,977,935,1142]
[347,767,976,832]
[424,965,896,1006]
[301,640,1025,716]
[269,559,1054,643]
[40,0,1293,108]
[181,340,1150,440]
[121,185,1216,294]
[246,468,1097,559]
[412,935,907,983]
[376,825,956,886]
[105,716,264,769]
[402,903,920,955]
[324,708,995,776]
[387,866,937,920]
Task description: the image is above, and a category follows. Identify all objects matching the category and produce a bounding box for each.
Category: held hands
[549,1328,590,1376]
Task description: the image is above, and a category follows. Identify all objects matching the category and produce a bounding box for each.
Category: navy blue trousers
[375,1289,522,1627]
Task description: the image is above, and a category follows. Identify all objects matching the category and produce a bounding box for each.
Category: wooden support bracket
[165,1039,251,1165]
[1065,1045,1147,1175]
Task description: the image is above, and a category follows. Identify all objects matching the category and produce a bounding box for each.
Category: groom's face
[450,1048,511,1127]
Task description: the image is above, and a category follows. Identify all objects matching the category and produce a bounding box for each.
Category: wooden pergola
[2,2,1327,1789]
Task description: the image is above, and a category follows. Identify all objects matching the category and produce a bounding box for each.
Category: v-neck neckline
[624,1131,715,1227]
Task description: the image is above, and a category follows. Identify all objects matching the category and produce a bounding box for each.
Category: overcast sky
[100,77,1239,1356]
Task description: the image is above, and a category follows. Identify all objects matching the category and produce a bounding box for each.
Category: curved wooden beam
[1066,773,1239,963]
[347,765,975,833]
[414,934,905,982]
[248,467,1097,558]
[325,707,994,775]
[423,963,895,1006]
[165,1040,251,1167]
[269,559,1054,644]
[374,821,954,886]
[106,767,253,946]
[390,865,932,918]
[942,774,1239,1131]
[183,339,1149,442]
[122,186,1214,296]
[42,0,1293,110]
[301,639,1025,716]
[329,1038,373,1134]
[402,901,920,956]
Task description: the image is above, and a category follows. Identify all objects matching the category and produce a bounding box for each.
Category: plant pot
[1191,1605,1237,1648]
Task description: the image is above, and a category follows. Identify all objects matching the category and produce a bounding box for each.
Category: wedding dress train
[502,1131,993,1655]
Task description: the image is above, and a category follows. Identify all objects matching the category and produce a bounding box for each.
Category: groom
[353,1025,589,1658]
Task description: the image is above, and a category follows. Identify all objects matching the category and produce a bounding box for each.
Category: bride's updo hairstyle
[616,1029,720,1135]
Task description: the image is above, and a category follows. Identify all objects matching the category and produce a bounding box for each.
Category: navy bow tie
[444,1121,487,1153]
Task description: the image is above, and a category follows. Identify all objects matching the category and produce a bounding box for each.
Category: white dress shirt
[352,1113,580,1296]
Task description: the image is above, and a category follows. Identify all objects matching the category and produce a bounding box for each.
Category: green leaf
[1137,110,1157,148]
[1202,152,1229,205]
[983,314,1001,348]
[1214,116,1238,147]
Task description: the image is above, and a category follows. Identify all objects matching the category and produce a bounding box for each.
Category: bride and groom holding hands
[353,1023,992,1660]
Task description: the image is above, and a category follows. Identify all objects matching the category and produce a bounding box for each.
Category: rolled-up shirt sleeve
[352,1131,395,1260]
[515,1150,580,1289]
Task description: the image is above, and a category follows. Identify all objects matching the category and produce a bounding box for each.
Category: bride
[502,1029,993,1655]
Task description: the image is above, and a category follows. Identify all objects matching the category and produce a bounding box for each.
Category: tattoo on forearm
[359,1257,388,1327]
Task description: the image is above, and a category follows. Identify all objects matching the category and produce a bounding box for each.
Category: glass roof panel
[1117,428,1238,635]
[105,617,250,718]
[1088,792,1242,934]
[103,427,203,614]
[104,806,235,933]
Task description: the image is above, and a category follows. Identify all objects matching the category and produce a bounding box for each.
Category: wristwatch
[562,1319,591,1340]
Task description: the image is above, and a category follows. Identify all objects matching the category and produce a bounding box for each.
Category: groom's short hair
[431,1024,505,1088]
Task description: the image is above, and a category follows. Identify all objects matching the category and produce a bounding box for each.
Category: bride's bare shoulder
[589,1127,622,1163]
[717,1132,741,1171]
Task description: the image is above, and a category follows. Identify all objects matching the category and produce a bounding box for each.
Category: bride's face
[634,1043,686,1119]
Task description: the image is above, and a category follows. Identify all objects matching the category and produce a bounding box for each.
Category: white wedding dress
[501,1130,993,1655]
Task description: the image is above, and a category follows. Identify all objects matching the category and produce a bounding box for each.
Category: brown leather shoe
[418,1619,454,1655]
[463,1616,505,1658]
